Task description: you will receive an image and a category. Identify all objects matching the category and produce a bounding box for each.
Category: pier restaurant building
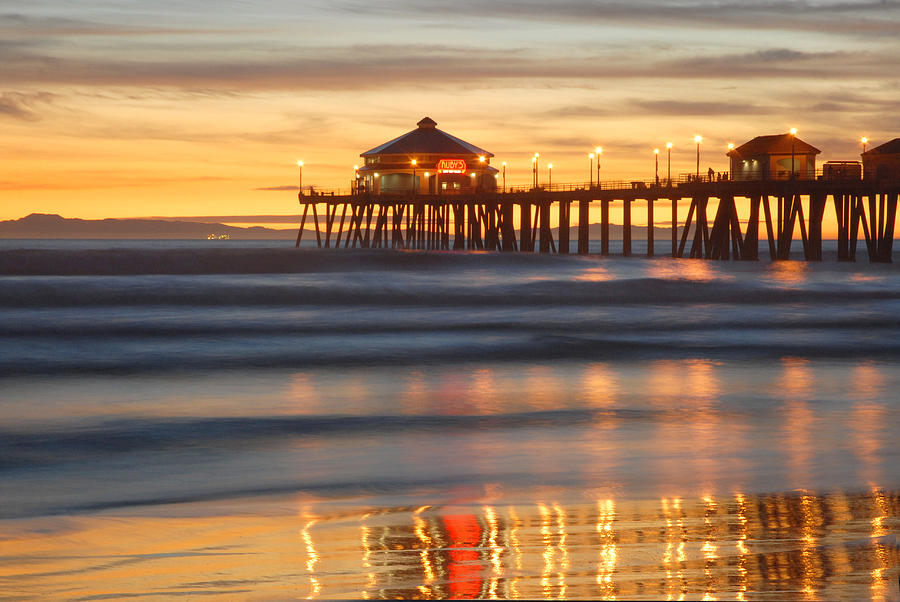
[862,138,900,181]
[727,133,821,181]
[358,117,498,195]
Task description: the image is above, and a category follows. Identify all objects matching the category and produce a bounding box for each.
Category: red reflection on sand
[442,513,485,599]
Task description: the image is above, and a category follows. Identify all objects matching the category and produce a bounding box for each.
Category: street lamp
[654,149,659,185]
[789,128,797,179]
[589,153,594,188]
[297,160,303,195]
[502,161,507,192]
[666,142,672,186]
[694,135,702,180]
[411,158,418,193]
[533,153,540,188]
[595,146,602,187]
[353,164,359,193]
[726,144,734,181]
[861,136,868,154]
[548,163,553,188]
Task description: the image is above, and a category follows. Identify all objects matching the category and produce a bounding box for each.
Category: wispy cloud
[0,91,54,120]
[254,185,299,191]
[1,44,895,91]
[335,0,900,36]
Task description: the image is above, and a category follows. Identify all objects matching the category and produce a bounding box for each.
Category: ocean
[1,239,898,600]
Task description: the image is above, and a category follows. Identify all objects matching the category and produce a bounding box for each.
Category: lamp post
[861,136,868,154]
[788,128,797,179]
[533,153,540,188]
[548,163,553,188]
[654,149,659,185]
[595,147,602,188]
[589,153,594,188]
[297,160,303,196]
[502,161,507,192]
[411,159,417,193]
[725,144,734,181]
[666,142,672,186]
[353,164,359,193]
[424,171,430,194]
[694,135,702,180]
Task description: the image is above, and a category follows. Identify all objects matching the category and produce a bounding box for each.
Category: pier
[295,178,900,263]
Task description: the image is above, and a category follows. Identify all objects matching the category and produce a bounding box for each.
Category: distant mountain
[0,213,683,241]
[0,214,296,239]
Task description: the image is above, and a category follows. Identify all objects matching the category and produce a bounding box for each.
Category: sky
[2,0,899,222]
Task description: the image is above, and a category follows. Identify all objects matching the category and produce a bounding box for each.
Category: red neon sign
[436,159,467,174]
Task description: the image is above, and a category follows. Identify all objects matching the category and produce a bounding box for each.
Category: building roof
[727,133,821,157]
[361,117,494,158]
[863,138,900,156]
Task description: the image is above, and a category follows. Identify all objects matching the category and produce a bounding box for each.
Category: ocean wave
[1,274,897,309]
[0,248,576,276]
[0,409,637,468]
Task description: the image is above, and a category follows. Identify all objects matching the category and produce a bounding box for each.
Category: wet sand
[2,488,898,600]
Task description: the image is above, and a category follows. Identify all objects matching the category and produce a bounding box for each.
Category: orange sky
[2,2,898,228]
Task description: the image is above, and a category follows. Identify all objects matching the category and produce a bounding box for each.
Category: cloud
[335,0,900,36]
[0,13,250,36]
[254,185,299,191]
[0,91,54,120]
[2,43,895,92]
[630,100,778,116]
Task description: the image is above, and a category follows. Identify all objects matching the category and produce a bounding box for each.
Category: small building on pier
[727,133,820,181]
[358,117,498,194]
[862,138,900,181]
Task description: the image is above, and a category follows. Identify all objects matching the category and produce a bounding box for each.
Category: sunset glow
[2,2,899,222]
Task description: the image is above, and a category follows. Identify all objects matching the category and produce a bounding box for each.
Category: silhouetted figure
[708,167,714,182]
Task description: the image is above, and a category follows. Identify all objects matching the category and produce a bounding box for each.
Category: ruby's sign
[436,159,466,174]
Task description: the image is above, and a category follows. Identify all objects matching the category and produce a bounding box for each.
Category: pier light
[861,136,868,153]
[727,143,734,150]
[589,153,595,187]
[789,129,797,178]
[411,159,417,166]
[373,172,379,178]
[297,160,303,195]
[479,155,486,163]
[595,147,602,186]
[424,171,429,177]
[666,142,672,186]
[654,149,659,185]
[501,161,507,192]
[548,163,553,188]
[695,135,702,178]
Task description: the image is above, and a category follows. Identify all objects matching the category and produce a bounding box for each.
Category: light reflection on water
[7,489,896,600]
[345,490,897,601]
[2,358,900,599]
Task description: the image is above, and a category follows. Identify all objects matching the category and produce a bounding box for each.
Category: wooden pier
[295,180,900,262]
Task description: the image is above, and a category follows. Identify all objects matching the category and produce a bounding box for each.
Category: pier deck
[296,179,900,262]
